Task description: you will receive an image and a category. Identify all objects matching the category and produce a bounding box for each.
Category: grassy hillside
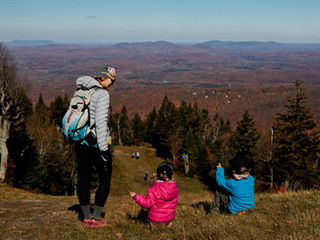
[111,145,210,196]
[1,145,320,239]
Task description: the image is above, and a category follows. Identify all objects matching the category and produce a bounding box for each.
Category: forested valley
[1,42,320,195]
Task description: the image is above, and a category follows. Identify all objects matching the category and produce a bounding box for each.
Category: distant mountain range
[7,40,56,47]
[7,39,320,52]
[200,40,320,52]
[113,41,186,50]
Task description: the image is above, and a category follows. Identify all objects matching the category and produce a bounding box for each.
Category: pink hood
[134,180,178,223]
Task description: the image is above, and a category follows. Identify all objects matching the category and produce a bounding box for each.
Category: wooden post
[184,154,189,176]
[270,128,274,189]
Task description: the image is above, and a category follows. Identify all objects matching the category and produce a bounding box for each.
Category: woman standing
[74,63,116,228]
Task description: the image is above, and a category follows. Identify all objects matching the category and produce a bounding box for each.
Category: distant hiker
[152,172,156,179]
[144,171,148,182]
[74,64,116,228]
[132,152,135,159]
[130,162,178,228]
[209,153,255,215]
[136,152,140,160]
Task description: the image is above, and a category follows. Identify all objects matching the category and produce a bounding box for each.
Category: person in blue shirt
[209,153,255,215]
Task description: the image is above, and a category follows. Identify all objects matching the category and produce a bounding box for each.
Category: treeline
[5,81,320,194]
[1,43,320,195]
[5,93,74,195]
[108,82,320,190]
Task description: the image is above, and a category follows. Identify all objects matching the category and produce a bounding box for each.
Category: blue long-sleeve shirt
[216,167,255,214]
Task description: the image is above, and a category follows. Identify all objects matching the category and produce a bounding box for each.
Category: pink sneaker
[83,219,92,227]
[90,217,112,228]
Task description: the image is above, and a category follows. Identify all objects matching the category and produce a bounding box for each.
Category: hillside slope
[1,146,320,239]
[111,145,209,196]
[1,182,319,239]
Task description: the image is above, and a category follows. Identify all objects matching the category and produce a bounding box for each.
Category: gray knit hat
[94,64,116,81]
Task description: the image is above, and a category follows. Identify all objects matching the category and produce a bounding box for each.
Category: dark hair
[229,152,252,174]
[238,166,249,174]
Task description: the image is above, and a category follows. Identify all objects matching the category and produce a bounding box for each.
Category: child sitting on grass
[209,152,255,215]
[130,162,178,227]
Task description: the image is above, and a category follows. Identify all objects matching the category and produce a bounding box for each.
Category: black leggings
[75,143,112,207]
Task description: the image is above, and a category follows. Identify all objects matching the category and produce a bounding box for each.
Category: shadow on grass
[191,201,212,214]
[68,204,105,221]
[126,208,148,224]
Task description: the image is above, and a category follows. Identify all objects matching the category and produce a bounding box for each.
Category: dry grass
[1,183,320,240]
[1,145,319,239]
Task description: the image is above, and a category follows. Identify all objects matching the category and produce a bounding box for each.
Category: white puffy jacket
[76,76,110,151]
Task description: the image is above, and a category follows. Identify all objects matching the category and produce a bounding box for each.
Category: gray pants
[210,186,229,214]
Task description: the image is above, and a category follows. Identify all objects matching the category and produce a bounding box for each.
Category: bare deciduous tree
[258,129,276,189]
[0,42,20,180]
[168,134,183,169]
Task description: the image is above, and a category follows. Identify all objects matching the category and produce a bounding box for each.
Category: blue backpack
[62,87,99,146]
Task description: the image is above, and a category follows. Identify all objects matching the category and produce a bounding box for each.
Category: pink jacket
[133,180,178,223]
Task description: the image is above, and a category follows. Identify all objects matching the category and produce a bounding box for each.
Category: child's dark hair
[238,166,249,175]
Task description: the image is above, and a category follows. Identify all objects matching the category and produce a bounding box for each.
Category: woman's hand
[217,162,222,168]
[130,192,136,197]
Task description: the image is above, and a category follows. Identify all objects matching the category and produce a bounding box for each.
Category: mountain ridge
[7,39,320,52]
[8,40,56,47]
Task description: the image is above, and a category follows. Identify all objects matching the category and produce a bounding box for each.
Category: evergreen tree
[62,93,70,111]
[186,103,213,176]
[200,108,211,142]
[178,100,193,137]
[5,88,36,186]
[16,87,33,119]
[181,128,199,176]
[119,105,133,145]
[154,95,179,157]
[6,89,71,195]
[229,110,260,169]
[35,93,49,127]
[108,112,120,145]
[145,107,157,145]
[209,113,232,166]
[132,113,146,145]
[49,95,66,127]
[273,80,320,189]
[181,129,211,178]
[22,94,75,194]
[176,101,214,177]
[35,93,47,114]
[194,142,211,180]
[16,145,48,192]
[154,96,172,157]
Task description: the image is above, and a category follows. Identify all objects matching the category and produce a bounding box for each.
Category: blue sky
[1,0,320,44]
